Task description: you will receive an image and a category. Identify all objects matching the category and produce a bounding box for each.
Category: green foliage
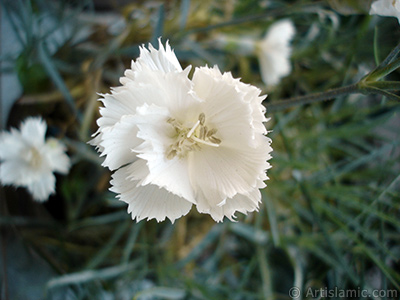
[1,0,400,299]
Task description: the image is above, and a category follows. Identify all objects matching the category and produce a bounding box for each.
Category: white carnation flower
[0,117,71,202]
[91,40,272,223]
[257,19,296,87]
[212,20,295,87]
[370,0,400,23]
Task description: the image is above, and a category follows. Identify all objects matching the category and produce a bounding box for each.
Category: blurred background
[0,0,399,299]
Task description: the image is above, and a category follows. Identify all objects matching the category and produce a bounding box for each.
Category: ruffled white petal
[131,104,197,203]
[99,115,141,170]
[192,66,257,148]
[20,117,47,148]
[192,66,267,129]
[0,160,28,185]
[189,142,270,207]
[196,187,262,222]
[189,66,272,219]
[26,173,56,202]
[0,129,26,160]
[369,0,400,23]
[97,91,138,129]
[132,39,182,74]
[44,138,71,174]
[258,19,295,86]
[110,166,192,223]
[92,61,196,154]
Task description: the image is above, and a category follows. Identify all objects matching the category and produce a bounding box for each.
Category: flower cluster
[0,117,70,202]
[91,40,272,223]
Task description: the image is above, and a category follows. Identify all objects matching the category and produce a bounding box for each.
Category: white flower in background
[91,40,272,223]
[0,117,71,202]
[369,0,400,23]
[256,19,296,87]
[212,19,295,87]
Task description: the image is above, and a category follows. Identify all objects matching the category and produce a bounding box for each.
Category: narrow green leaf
[366,86,400,101]
[373,26,380,66]
[38,41,82,122]
[152,4,165,45]
[366,57,400,82]
[229,222,269,245]
[262,191,280,247]
[68,211,129,231]
[380,41,400,66]
[122,222,143,264]
[317,201,396,261]
[85,221,130,269]
[134,287,186,300]
[46,261,138,289]
[179,0,191,30]
[256,246,274,300]
[176,224,223,268]
[323,208,400,289]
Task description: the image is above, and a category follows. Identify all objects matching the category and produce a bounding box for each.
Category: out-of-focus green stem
[267,41,400,112]
[265,83,360,112]
[366,81,400,90]
[380,41,400,66]
[366,57,400,82]
[364,87,400,101]
[373,26,380,66]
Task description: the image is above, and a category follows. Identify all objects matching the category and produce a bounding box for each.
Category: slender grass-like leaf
[366,86,400,101]
[263,192,280,247]
[176,224,223,268]
[229,222,269,245]
[46,261,138,289]
[316,201,397,261]
[85,220,130,269]
[68,211,129,231]
[134,287,186,300]
[38,41,82,122]
[323,208,400,289]
[256,246,274,300]
[373,26,380,66]
[121,222,143,264]
[151,3,165,45]
[179,0,191,30]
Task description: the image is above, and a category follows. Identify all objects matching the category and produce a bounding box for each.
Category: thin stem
[367,57,400,81]
[365,87,400,101]
[373,26,380,66]
[367,81,400,90]
[380,40,400,66]
[265,83,360,112]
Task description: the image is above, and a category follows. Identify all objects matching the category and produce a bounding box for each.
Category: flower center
[26,146,42,168]
[165,113,221,160]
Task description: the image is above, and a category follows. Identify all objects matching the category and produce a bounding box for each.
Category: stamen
[199,126,206,140]
[206,128,218,137]
[192,136,220,147]
[208,136,221,144]
[198,113,205,125]
[165,147,177,160]
[166,113,221,159]
[187,120,200,138]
